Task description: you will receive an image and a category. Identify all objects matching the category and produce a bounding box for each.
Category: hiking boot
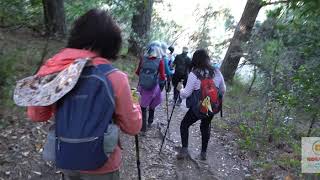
[176,147,189,160]
[148,108,155,126]
[200,151,207,160]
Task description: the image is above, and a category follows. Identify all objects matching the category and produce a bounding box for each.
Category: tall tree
[220,0,262,82]
[42,0,66,37]
[128,0,154,56]
[221,0,290,82]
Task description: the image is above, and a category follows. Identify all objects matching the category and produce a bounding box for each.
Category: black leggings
[180,109,213,152]
[172,74,187,101]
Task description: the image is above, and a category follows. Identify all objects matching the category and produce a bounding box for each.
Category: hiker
[26,9,142,180]
[166,45,175,92]
[160,42,174,92]
[136,41,166,134]
[172,46,191,105]
[176,49,226,160]
[168,46,175,70]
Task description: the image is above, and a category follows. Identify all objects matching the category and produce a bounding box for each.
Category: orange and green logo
[313,140,320,155]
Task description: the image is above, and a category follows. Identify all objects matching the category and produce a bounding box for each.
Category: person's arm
[179,72,197,99]
[164,57,173,76]
[173,55,179,67]
[158,60,166,81]
[108,72,142,135]
[27,105,55,122]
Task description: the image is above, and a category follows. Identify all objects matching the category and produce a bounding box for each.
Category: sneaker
[200,151,207,160]
[176,147,189,160]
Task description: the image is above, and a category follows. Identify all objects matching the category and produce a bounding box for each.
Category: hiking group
[13,8,226,180]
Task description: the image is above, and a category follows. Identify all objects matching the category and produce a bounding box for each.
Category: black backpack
[174,53,190,76]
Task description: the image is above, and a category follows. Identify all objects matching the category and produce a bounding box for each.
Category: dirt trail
[120,91,250,180]
[0,92,250,180]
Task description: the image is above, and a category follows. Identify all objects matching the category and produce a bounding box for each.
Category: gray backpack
[139,57,161,90]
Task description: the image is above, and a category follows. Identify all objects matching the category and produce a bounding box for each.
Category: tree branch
[263,0,289,6]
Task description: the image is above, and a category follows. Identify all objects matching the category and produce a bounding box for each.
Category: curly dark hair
[67,8,122,60]
[191,49,214,77]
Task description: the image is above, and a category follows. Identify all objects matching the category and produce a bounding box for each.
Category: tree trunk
[221,0,262,82]
[42,0,66,37]
[128,0,154,56]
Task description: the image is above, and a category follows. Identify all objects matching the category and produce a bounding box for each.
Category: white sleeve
[180,72,198,99]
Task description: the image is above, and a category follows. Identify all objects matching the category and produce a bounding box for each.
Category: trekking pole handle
[176,80,184,91]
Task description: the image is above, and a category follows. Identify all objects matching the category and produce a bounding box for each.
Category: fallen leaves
[0,111,58,180]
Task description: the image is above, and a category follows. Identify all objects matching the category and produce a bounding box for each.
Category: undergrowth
[220,76,311,178]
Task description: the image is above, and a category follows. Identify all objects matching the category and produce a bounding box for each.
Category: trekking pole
[220,98,223,118]
[135,135,142,180]
[159,92,179,154]
[61,172,65,180]
[165,81,169,123]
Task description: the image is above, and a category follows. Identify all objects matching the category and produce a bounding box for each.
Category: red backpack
[199,78,221,116]
[186,70,223,118]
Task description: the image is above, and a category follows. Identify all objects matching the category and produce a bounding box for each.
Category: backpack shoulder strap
[97,64,118,76]
[155,57,161,65]
[141,56,149,67]
[96,64,117,107]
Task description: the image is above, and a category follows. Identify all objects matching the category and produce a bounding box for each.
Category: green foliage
[276,155,301,170]
[0,51,18,106]
[245,3,320,121]
[0,48,42,106]
[0,0,138,38]
[232,2,320,176]
[150,11,182,44]
[224,12,235,32]
[0,0,43,27]
[288,0,320,16]
[237,116,294,151]
[64,0,105,26]
[277,65,320,113]
[188,5,218,53]
[238,123,257,150]
[113,57,138,82]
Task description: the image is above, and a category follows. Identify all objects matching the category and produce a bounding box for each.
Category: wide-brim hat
[146,44,162,58]
[13,58,89,106]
